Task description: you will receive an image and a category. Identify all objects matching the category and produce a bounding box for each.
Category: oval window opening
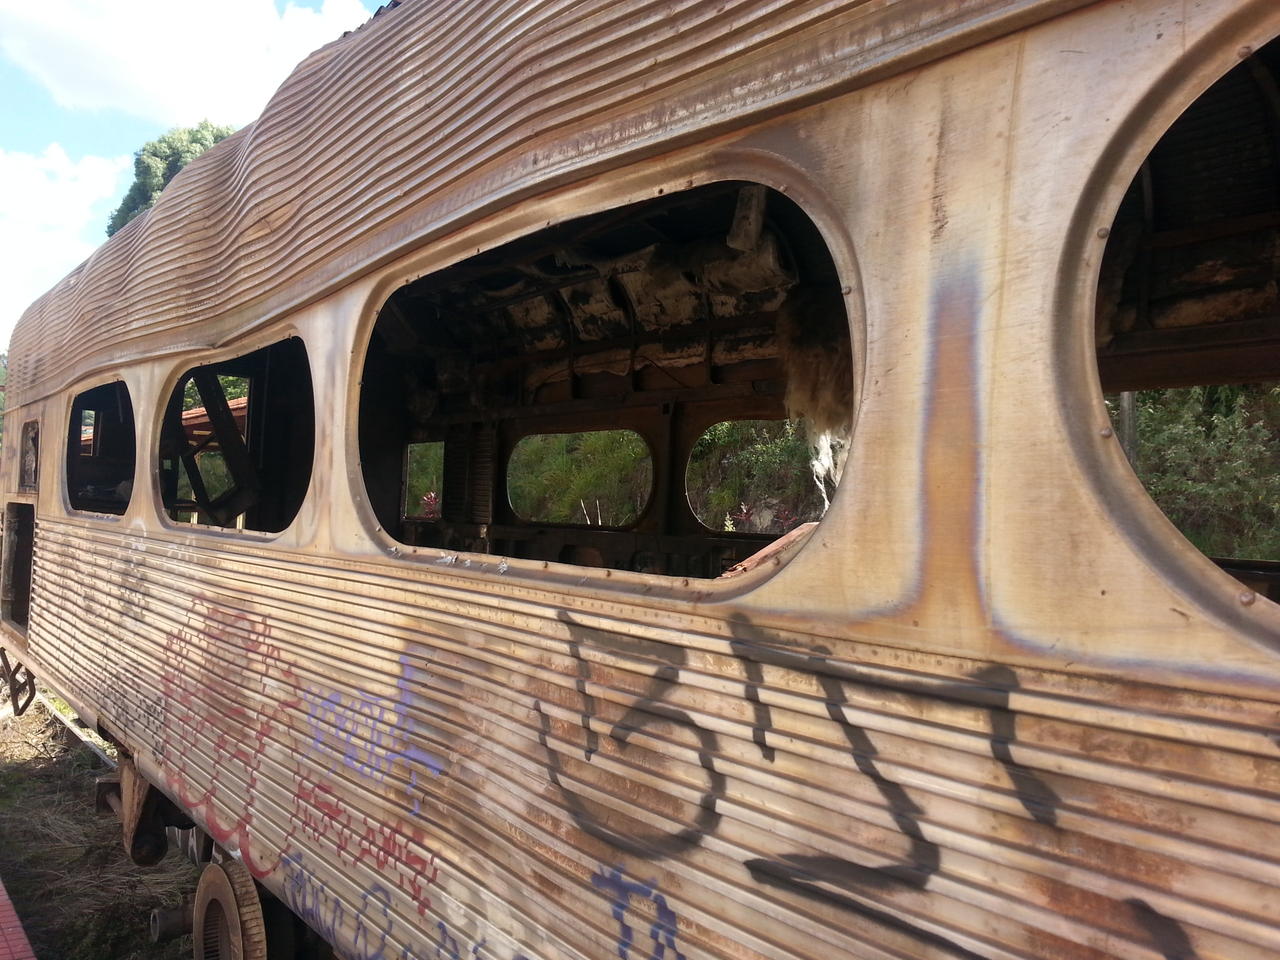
[358,181,853,577]
[66,381,136,515]
[686,419,827,534]
[158,338,314,533]
[1096,37,1280,600]
[508,430,652,527]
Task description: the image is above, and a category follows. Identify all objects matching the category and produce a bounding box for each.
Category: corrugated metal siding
[27,516,1280,959]
[6,0,1093,408]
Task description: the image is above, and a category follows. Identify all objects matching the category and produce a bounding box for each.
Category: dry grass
[0,684,199,960]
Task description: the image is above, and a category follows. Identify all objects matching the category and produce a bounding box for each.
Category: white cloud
[0,145,130,349]
[0,0,372,128]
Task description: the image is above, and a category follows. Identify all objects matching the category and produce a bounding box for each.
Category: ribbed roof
[8,0,1089,407]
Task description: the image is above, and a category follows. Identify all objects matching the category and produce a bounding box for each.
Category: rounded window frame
[152,333,317,540]
[503,427,656,531]
[348,159,866,597]
[63,377,138,519]
[1058,14,1280,633]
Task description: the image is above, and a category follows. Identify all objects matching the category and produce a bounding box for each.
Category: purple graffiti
[353,884,396,960]
[281,851,345,945]
[302,653,445,813]
[592,865,684,960]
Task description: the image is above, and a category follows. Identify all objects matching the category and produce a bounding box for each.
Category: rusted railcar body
[5,1,1280,958]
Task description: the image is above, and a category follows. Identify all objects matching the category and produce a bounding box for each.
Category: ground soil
[0,685,199,960]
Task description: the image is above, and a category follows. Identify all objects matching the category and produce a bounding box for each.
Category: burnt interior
[66,381,136,515]
[19,421,38,493]
[359,182,850,577]
[1096,38,1280,594]
[2,502,34,630]
[158,338,314,533]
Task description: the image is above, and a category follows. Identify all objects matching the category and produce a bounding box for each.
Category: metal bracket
[99,760,194,865]
[0,647,35,716]
[95,773,122,815]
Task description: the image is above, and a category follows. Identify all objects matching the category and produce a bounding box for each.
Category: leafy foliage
[181,374,249,411]
[106,121,236,237]
[686,419,825,533]
[478,420,826,534]
[507,431,652,527]
[1118,385,1280,559]
[405,442,444,518]
[174,451,233,507]
[172,375,249,517]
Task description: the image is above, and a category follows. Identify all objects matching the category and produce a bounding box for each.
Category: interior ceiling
[1096,39,1280,390]
[377,183,832,365]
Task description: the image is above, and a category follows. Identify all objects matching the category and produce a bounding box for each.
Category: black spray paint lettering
[726,614,1060,826]
[534,613,724,860]
[739,641,985,960]
[727,620,942,889]
[726,617,1205,957]
[727,635,775,763]
[745,855,989,960]
[958,665,1060,826]
[534,696,723,860]
[810,647,940,886]
[541,612,1199,958]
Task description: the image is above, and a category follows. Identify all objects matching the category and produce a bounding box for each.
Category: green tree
[685,419,825,533]
[1115,385,1280,559]
[405,441,444,518]
[106,121,236,236]
[497,420,825,534]
[182,374,248,411]
[507,431,653,527]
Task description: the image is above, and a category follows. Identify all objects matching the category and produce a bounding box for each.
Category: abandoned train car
[4,0,1280,958]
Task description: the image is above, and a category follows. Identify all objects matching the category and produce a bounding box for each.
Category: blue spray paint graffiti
[281,851,345,946]
[435,921,462,960]
[302,652,446,813]
[592,865,685,960]
[397,653,448,814]
[393,921,528,960]
[280,859,525,960]
[352,884,396,960]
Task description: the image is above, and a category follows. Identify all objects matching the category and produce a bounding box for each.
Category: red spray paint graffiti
[158,596,300,877]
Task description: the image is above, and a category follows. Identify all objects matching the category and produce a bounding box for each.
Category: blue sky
[0,57,157,159]
[0,0,383,349]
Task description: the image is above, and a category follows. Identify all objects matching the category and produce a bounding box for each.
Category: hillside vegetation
[0,690,196,960]
[1114,385,1280,560]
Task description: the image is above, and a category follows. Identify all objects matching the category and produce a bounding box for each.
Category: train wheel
[192,861,268,960]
